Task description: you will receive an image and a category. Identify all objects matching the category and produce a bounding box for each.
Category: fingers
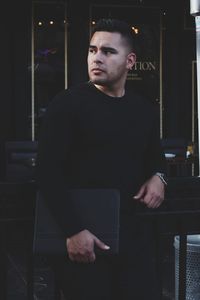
[68,239,110,263]
[146,198,162,208]
[94,236,110,251]
[133,176,165,209]
[66,231,109,264]
[141,194,164,208]
[69,250,96,263]
[134,190,164,208]
[66,233,97,263]
[134,186,146,200]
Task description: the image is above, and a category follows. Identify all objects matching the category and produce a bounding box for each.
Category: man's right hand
[66,229,110,263]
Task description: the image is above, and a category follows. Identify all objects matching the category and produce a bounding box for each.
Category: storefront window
[31,1,67,140]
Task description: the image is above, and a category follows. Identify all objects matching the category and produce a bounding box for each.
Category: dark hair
[91,18,135,52]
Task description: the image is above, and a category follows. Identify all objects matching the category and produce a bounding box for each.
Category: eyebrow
[89,45,118,53]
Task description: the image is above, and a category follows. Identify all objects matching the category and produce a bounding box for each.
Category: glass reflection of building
[31,1,67,139]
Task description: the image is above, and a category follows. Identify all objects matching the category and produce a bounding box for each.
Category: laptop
[33,189,120,255]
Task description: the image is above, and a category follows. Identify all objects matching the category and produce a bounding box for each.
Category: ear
[127,52,136,70]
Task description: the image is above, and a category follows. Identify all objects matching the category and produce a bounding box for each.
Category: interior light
[92,21,96,25]
[50,21,54,25]
[132,26,139,34]
[38,21,42,26]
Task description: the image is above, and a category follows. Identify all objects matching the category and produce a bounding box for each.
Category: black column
[67,0,90,86]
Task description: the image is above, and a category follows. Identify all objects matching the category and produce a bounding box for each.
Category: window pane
[32,1,66,139]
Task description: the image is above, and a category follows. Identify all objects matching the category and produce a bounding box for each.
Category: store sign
[133,61,156,71]
[128,61,157,81]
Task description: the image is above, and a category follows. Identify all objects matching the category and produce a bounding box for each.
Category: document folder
[33,189,120,255]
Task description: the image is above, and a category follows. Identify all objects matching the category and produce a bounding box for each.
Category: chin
[89,77,106,85]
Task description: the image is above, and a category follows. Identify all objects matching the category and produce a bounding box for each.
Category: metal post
[190,0,200,175]
[190,0,200,15]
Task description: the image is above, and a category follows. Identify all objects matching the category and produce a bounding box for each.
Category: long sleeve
[36,83,167,228]
[36,90,85,238]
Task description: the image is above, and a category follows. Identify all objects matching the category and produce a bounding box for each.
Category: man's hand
[66,229,110,263]
[133,175,165,208]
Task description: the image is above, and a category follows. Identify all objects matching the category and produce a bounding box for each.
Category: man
[37,18,166,300]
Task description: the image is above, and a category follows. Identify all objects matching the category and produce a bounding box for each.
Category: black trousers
[49,215,159,300]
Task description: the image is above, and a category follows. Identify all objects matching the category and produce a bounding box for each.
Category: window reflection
[31,1,67,139]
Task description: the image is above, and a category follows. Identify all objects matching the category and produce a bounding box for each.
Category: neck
[94,84,125,98]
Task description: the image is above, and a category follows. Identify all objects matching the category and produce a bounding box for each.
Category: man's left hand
[133,175,165,208]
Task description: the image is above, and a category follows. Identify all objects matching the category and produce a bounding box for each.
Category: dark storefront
[1,0,200,299]
[0,0,197,147]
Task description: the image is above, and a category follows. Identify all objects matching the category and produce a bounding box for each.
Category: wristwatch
[155,172,168,186]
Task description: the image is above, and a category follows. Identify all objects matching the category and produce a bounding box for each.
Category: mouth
[91,68,104,74]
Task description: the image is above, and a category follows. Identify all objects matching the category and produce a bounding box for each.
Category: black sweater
[37,82,165,237]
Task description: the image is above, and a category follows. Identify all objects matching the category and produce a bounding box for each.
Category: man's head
[91,18,135,53]
[88,18,136,96]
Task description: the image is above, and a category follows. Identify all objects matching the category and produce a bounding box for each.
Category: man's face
[87,31,135,88]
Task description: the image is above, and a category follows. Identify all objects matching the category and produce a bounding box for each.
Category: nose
[93,50,103,63]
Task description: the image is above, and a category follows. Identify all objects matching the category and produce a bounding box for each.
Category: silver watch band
[155,172,168,186]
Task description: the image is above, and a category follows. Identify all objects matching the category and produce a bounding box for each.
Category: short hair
[91,18,135,52]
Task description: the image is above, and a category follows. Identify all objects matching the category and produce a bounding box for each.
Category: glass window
[31,1,67,140]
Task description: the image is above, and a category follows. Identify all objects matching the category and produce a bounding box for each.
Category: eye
[103,50,112,55]
[103,49,116,55]
[89,48,96,54]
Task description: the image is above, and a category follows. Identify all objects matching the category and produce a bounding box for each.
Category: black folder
[33,189,120,255]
